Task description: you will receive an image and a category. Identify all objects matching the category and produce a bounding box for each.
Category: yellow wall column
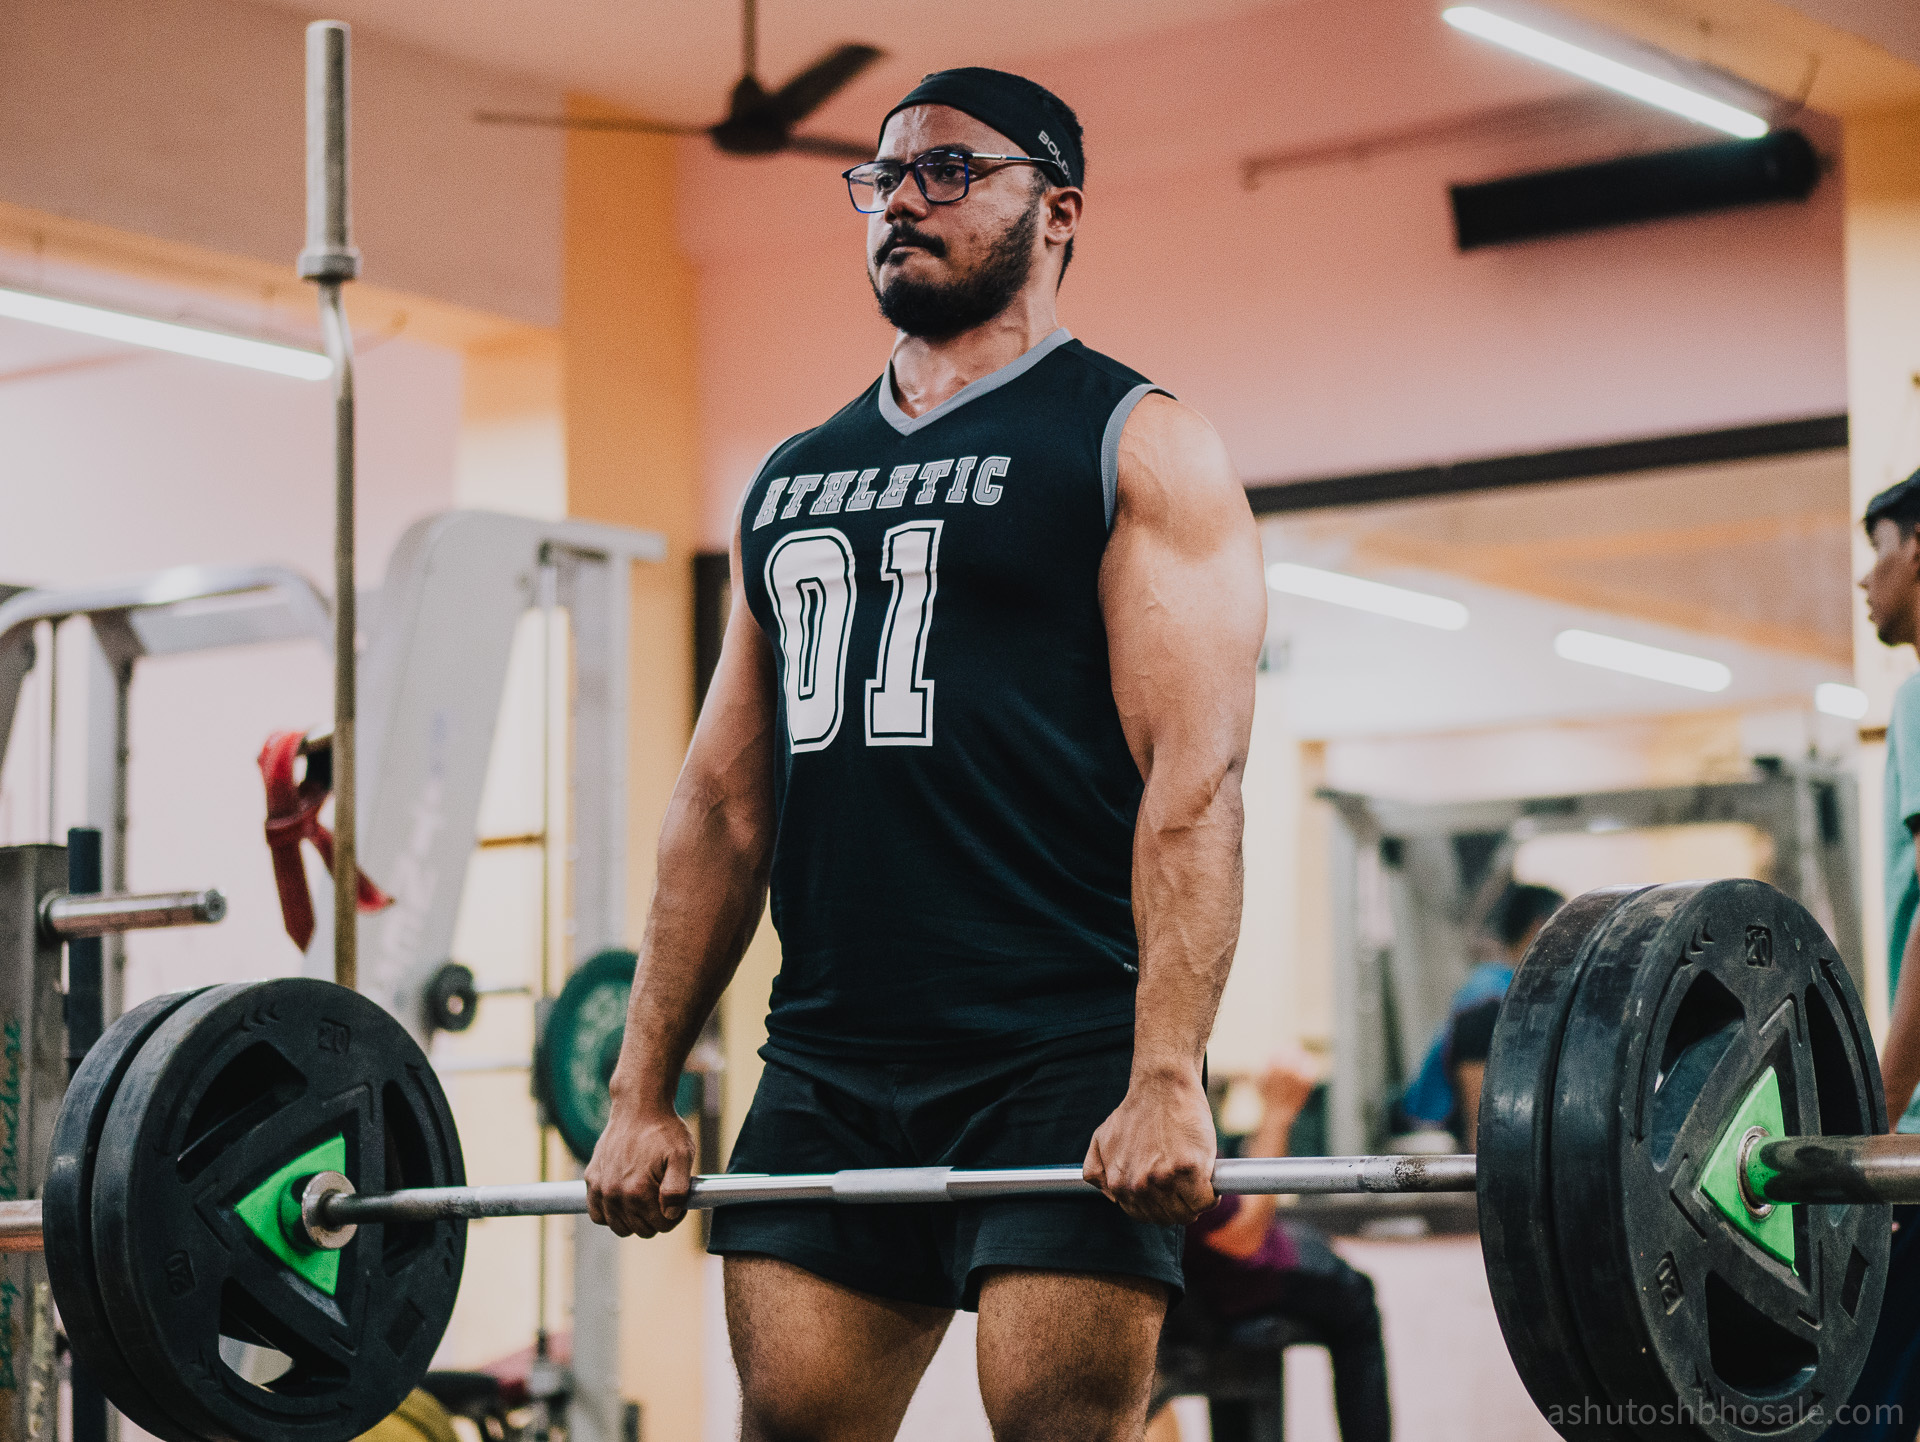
[560,99,707,1440]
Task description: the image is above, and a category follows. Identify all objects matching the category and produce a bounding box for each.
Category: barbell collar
[40,889,227,940]
[1753,1134,1920,1204]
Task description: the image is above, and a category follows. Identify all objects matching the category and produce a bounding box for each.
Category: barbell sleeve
[297,21,360,282]
[1753,1134,1920,1205]
[40,889,227,940]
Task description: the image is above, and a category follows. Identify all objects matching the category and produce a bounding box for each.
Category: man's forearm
[608,778,771,1111]
[1128,765,1245,1082]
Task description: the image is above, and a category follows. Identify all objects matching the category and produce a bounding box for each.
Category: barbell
[20,877,1913,1442]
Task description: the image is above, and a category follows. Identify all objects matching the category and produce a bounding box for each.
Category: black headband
[880,67,1084,189]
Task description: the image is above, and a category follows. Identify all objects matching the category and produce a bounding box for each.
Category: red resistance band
[258,730,393,952]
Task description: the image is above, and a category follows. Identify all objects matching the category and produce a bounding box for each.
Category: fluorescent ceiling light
[1442,7,1769,140]
[1554,628,1731,692]
[1267,562,1468,630]
[1815,682,1870,720]
[0,288,331,381]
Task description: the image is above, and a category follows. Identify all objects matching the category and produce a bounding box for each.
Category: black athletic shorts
[707,1027,1185,1311]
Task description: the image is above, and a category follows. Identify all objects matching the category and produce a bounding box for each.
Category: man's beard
[871,202,1039,340]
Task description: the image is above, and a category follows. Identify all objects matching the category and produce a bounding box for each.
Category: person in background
[1399,883,1565,1149]
[1826,467,1920,1442]
[1169,1053,1391,1442]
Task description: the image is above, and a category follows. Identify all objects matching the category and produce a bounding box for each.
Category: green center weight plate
[44,986,221,1440]
[535,950,635,1165]
[89,978,467,1442]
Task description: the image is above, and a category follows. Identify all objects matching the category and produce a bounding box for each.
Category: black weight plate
[91,978,467,1442]
[1551,880,1888,1442]
[534,949,635,1165]
[1480,885,1651,1442]
[45,986,223,1440]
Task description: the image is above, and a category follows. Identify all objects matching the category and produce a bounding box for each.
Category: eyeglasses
[843,148,1068,214]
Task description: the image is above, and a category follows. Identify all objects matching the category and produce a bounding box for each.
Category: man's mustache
[876,227,946,264]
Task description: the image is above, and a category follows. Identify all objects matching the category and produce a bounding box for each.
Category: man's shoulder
[1893,671,1920,733]
[1057,338,1158,394]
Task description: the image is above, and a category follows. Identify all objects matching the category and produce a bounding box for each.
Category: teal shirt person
[1888,671,1920,1132]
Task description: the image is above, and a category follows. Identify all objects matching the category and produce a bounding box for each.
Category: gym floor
[0,0,1915,1439]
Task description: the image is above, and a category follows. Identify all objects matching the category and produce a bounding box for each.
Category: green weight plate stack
[535,949,637,1165]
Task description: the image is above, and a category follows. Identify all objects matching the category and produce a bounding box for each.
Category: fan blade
[784,133,879,161]
[766,44,884,127]
[474,111,707,136]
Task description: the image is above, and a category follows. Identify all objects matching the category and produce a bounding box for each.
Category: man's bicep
[1102,398,1265,766]
[684,550,777,793]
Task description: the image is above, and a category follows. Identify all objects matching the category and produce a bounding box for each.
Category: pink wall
[0,310,462,998]
[681,0,1847,548]
[1,0,565,325]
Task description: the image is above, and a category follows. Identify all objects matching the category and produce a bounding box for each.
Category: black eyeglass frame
[842,148,1071,214]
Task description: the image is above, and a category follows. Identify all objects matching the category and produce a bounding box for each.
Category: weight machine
[1322,762,1863,1155]
[0,508,665,1442]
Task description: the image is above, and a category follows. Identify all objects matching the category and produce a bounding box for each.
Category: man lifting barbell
[577,64,1267,1441]
[15,29,1919,1442]
[19,872,1920,1442]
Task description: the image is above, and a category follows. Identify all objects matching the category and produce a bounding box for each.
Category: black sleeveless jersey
[739,328,1169,1058]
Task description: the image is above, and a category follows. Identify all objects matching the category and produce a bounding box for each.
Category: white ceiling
[250,0,1287,128]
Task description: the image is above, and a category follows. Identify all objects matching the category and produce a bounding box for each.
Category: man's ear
[1046,187,1082,243]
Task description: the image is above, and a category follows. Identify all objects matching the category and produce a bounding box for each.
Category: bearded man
[585,67,1266,1441]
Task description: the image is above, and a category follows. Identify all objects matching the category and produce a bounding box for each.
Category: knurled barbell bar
[292,1126,1920,1228]
[18,878,1907,1442]
[0,1132,1902,1251]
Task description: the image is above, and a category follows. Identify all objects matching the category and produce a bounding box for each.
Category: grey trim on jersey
[1101,383,1173,530]
[876,327,1075,437]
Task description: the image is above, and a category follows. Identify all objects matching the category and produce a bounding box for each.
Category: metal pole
[62,833,108,1442]
[108,656,131,1020]
[37,1136,1920,1262]
[314,1153,1481,1234]
[40,889,226,939]
[299,20,362,992]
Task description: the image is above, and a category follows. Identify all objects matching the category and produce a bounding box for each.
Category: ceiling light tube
[1814,683,1869,720]
[1442,7,1769,140]
[0,288,332,381]
[1554,628,1731,692]
[1266,562,1469,630]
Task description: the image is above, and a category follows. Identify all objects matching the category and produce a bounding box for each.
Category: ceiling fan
[477,0,882,161]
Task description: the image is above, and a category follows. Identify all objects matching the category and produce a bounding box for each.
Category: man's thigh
[726,1255,953,1442]
[975,1268,1170,1442]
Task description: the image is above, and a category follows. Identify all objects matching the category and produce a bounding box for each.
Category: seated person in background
[1399,883,1565,1149]
[1177,1054,1391,1442]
